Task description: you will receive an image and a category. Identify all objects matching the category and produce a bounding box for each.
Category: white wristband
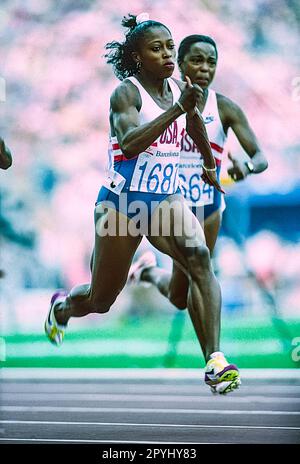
[203,164,217,172]
[194,106,202,118]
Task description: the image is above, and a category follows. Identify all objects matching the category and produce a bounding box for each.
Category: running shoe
[127,251,157,287]
[205,351,241,394]
[44,291,68,346]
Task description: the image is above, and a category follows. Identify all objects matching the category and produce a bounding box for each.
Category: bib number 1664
[179,172,214,205]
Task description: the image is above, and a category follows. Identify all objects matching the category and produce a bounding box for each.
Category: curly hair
[177,34,218,66]
[105,14,171,80]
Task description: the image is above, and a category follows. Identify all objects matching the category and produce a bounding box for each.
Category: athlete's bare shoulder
[110,78,142,112]
[216,92,245,129]
[217,92,236,111]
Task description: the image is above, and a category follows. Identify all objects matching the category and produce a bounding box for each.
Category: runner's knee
[169,292,187,310]
[89,293,118,314]
[186,245,211,277]
[168,285,187,310]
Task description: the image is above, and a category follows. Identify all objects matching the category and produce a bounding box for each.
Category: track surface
[0,369,300,444]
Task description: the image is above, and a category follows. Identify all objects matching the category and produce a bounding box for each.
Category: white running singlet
[179,89,227,207]
[110,76,186,195]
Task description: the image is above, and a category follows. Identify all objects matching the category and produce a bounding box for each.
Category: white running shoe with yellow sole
[205,351,241,394]
[44,291,68,346]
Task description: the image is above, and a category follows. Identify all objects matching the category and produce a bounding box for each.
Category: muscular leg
[55,206,142,325]
[148,196,222,362]
[183,208,222,358]
[141,261,188,309]
[204,209,222,256]
[142,208,222,309]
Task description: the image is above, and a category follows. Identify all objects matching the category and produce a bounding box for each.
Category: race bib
[103,169,126,195]
[130,151,180,194]
[178,161,214,207]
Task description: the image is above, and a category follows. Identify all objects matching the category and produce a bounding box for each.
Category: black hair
[177,34,218,66]
[105,14,171,80]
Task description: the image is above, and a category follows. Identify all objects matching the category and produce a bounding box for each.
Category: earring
[136,61,142,72]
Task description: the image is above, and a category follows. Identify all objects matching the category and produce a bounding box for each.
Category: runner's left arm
[186,111,225,193]
[0,137,12,169]
[220,96,268,181]
[176,76,224,193]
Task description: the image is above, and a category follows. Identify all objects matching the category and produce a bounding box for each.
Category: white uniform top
[107,76,186,195]
[179,89,227,207]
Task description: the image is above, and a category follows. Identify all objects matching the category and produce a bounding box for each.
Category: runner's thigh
[90,206,142,302]
[148,194,206,269]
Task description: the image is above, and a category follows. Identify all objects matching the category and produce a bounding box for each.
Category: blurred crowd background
[0,0,300,364]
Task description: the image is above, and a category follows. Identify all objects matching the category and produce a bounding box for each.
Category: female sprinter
[129,34,268,393]
[45,18,239,394]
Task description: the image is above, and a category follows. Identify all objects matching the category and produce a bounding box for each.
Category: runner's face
[180,42,217,89]
[135,26,176,78]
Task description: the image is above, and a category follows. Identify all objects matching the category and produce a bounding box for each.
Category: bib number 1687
[137,161,177,193]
